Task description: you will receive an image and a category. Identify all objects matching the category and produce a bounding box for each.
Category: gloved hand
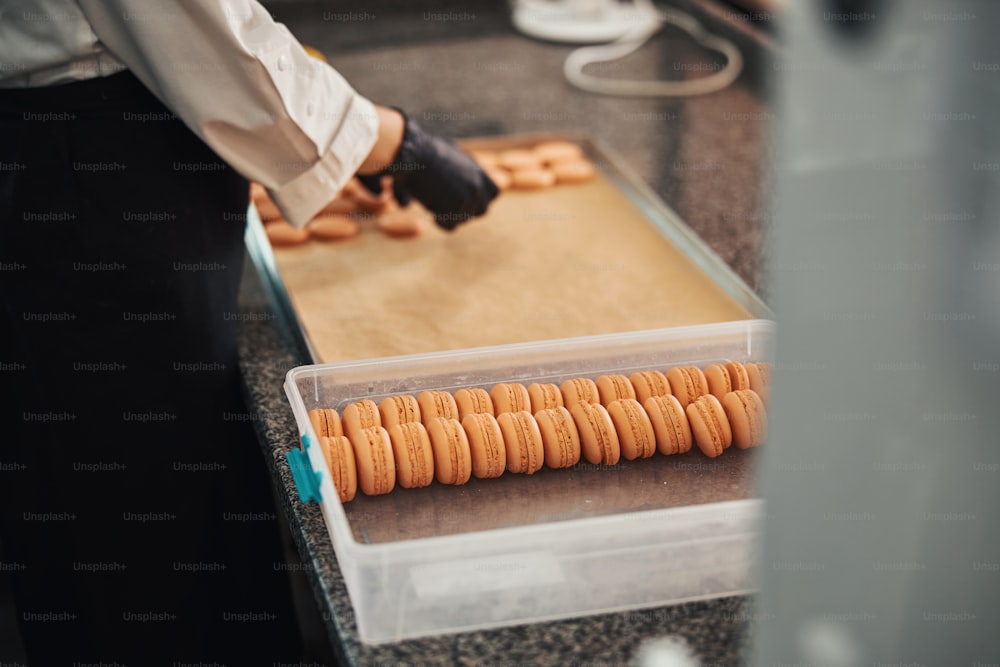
[358,111,499,231]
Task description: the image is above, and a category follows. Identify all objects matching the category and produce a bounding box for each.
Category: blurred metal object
[756,0,1000,664]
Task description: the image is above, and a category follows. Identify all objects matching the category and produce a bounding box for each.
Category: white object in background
[511,0,661,44]
[512,0,743,97]
[564,0,743,97]
[634,636,699,667]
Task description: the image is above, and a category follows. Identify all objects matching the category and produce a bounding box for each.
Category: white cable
[563,0,744,97]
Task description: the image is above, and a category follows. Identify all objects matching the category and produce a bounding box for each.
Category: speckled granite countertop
[240,1,775,664]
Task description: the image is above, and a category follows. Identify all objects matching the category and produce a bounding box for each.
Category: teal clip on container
[287,433,322,503]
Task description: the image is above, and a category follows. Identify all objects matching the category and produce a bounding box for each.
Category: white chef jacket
[0,0,379,227]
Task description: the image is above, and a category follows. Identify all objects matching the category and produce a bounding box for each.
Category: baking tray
[245,132,771,364]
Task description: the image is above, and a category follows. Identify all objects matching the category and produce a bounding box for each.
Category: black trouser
[0,72,301,665]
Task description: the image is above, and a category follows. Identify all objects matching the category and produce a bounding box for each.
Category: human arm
[75,0,381,227]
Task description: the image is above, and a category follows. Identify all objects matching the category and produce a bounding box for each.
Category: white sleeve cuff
[268,94,379,228]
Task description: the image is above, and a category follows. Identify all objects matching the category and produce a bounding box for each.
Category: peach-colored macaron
[462,413,506,479]
[527,383,564,413]
[607,399,656,461]
[510,168,556,190]
[497,411,544,475]
[560,377,600,410]
[453,388,495,420]
[570,402,620,466]
[722,389,767,449]
[704,364,734,401]
[388,422,435,488]
[417,390,459,425]
[686,395,732,458]
[551,160,595,185]
[498,149,541,171]
[319,195,358,216]
[378,209,429,238]
[308,408,343,439]
[535,407,581,469]
[725,361,751,392]
[342,400,381,442]
[531,140,584,164]
[595,374,637,407]
[489,383,531,414]
[746,362,771,406]
[426,417,472,485]
[378,395,421,431]
[666,366,709,409]
[644,395,692,455]
[320,435,358,503]
[308,215,359,241]
[629,370,671,405]
[265,221,309,246]
[351,426,396,496]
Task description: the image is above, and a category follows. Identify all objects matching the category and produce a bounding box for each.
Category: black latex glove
[358,111,499,231]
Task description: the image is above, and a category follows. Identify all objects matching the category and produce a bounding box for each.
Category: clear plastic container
[284,319,773,644]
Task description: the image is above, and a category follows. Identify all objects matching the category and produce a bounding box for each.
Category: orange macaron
[308,408,343,439]
[560,377,600,410]
[629,370,671,405]
[527,383,564,412]
[725,361,751,392]
[666,366,709,409]
[308,215,359,241]
[453,388,495,420]
[746,362,771,406]
[595,374,637,407]
[531,140,584,165]
[571,402,621,466]
[387,422,435,489]
[550,159,595,185]
[378,395,421,430]
[534,407,581,469]
[320,435,357,503]
[489,383,531,414]
[607,399,656,461]
[704,363,734,401]
[644,394,692,456]
[722,389,767,449]
[265,221,309,246]
[417,390,459,424]
[510,168,556,190]
[497,411,544,475]
[462,413,506,479]
[686,394,732,458]
[342,400,381,442]
[426,417,472,485]
[351,426,396,496]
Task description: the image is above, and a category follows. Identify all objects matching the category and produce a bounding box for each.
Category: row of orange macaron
[254,176,433,247]
[308,362,771,503]
[470,140,596,192]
